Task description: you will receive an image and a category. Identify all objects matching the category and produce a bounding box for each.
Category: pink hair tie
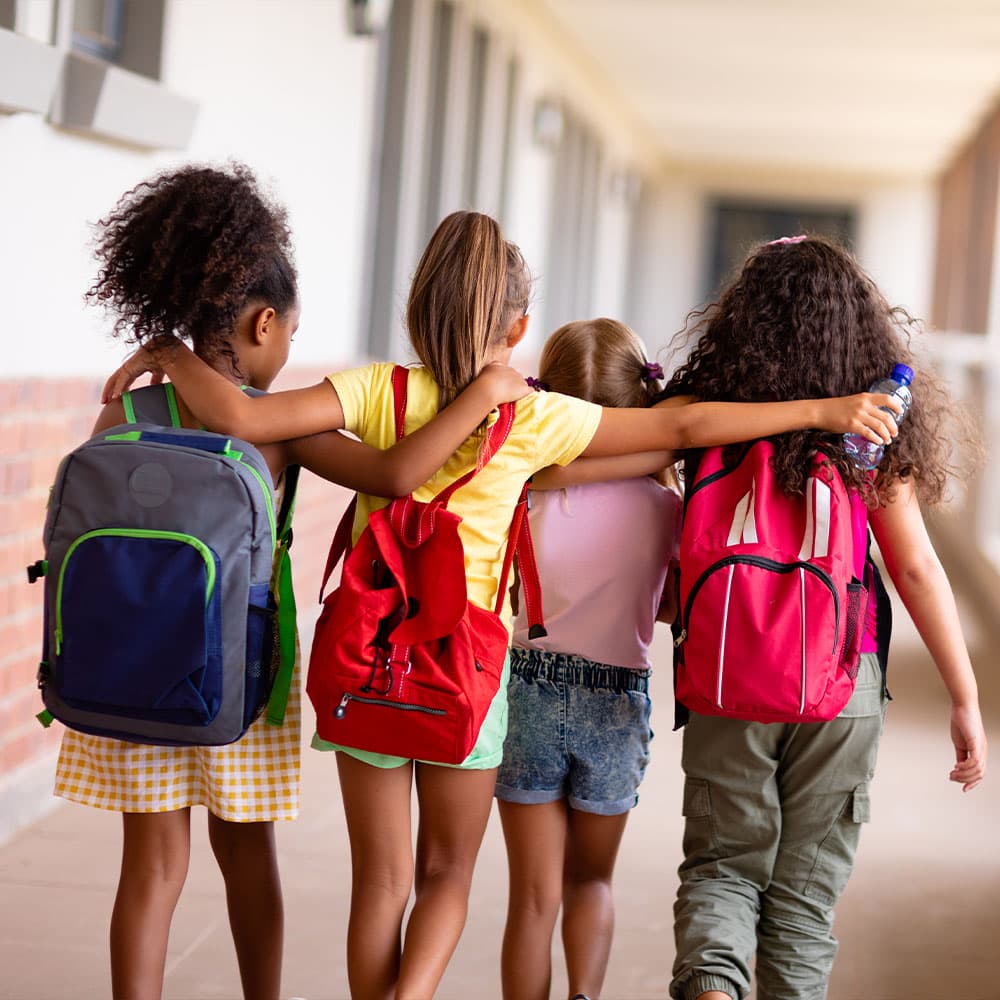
[767,235,808,246]
[525,376,549,391]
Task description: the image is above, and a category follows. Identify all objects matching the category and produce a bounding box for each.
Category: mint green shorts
[311,655,510,770]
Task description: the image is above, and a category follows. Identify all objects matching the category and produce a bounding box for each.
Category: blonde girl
[497,318,680,1000]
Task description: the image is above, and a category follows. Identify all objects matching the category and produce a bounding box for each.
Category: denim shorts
[495,647,652,815]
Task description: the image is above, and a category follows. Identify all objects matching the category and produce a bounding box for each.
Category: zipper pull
[334,693,350,719]
[673,628,687,648]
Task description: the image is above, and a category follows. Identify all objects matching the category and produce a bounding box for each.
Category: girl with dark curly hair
[54,165,531,1000]
[662,236,988,1000]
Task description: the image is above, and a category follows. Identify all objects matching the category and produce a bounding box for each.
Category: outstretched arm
[531,450,671,490]
[285,364,531,496]
[103,339,529,448]
[581,393,902,457]
[870,481,987,791]
[103,339,342,442]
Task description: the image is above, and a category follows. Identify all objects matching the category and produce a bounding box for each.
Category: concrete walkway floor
[1,592,998,999]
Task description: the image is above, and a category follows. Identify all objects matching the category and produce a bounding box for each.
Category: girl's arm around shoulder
[531,450,672,490]
[870,481,987,791]
[579,393,903,457]
[284,364,531,497]
[103,339,346,442]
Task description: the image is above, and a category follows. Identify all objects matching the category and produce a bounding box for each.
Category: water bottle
[843,363,914,470]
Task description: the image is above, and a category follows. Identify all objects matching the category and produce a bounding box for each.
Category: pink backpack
[674,440,869,723]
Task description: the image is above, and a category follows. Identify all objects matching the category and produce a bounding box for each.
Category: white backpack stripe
[798,477,816,560]
[727,481,758,546]
[742,480,758,543]
[813,479,832,558]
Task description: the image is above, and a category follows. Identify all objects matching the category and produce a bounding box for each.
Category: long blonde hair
[407,211,531,407]
[538,317,662,408]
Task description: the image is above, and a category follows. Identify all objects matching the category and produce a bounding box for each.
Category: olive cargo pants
[671,653,887,1000]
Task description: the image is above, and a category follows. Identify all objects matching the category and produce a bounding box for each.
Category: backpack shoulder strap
[318,368,411,600]
[121,383,181,427]
[495,483,547,635]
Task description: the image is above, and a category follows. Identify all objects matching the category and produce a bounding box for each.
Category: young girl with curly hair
[661,235,988,1000]
[55,166,530,1000]
[103,212,902,1000]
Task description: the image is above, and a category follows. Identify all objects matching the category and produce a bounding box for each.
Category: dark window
[707,200,856,298]
[72,0,125,62]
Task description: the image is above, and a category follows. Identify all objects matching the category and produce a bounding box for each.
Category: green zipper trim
[164,383,181,428]
[55,529,216,655]
[105,431,143,441]
[224,450,276,549]
[121,391,136,423]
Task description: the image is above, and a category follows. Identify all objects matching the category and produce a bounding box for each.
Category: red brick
[0,541,23,579]
[15,581,44,616]
[0,461,31,496]
[0,382,18,416]
[0,685,45,738]
[29,455,59,491]
[15,382,39,408]
[0,652,39,699]
[0,722,58,773]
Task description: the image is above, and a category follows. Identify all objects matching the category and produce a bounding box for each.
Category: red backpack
[674,440,869,723]
[306,366,545,763]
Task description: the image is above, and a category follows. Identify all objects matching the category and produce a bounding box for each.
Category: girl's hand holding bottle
[816,392,904,444]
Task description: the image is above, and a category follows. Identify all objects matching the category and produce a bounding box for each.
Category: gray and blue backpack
[28,383,298,746]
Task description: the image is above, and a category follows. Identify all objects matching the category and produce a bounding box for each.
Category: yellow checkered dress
[54,653,301,821]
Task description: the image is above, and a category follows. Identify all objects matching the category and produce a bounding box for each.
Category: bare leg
[562,808,629,1000]
[110,809,191,1000]
[337,752,415,1000]
[497,800,568,1000]
[395,763,497,999]
[207,814,282,1000]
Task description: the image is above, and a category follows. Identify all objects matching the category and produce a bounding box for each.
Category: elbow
[381,468,418,499]
[890,552,946,598]
[216,401,257,441]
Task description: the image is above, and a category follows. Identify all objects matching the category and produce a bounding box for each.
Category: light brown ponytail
[407,211,530,407]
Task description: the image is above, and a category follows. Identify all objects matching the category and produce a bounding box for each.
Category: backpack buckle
[26,560,47,584]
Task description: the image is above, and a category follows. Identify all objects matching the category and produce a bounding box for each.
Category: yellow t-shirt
[328,362,602,630]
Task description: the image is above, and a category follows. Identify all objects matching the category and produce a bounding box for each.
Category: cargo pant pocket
[681,776,719,861]
[803,783,870,904]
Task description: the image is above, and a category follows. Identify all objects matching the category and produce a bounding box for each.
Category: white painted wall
[1,0,940,380]
[2,0,380,377]
[857,181,937,320]
[628,168,939,373]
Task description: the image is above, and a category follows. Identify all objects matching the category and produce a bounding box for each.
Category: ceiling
[538,0,1000,179]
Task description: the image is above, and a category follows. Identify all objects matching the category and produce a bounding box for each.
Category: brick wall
[0,367,353,828]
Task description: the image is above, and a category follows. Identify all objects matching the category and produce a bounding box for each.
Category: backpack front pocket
[680,555,840,717]
[55,529,223,726]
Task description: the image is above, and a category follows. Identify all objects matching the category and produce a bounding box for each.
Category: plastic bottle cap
[891,363,914,384]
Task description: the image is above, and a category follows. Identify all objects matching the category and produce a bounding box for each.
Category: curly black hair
[662,235,966,507]
[86,162,297,375]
